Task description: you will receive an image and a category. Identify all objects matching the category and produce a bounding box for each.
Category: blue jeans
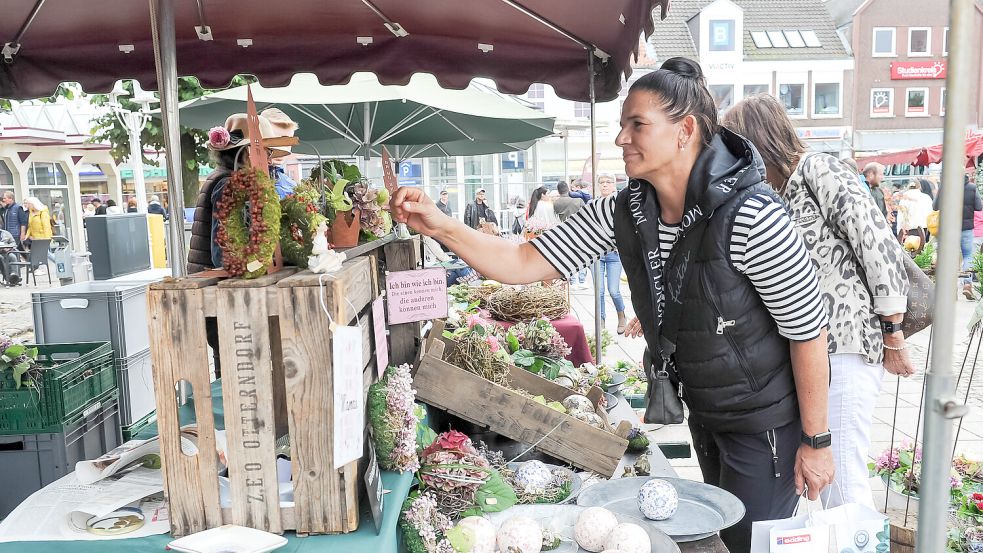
[599,252,625,320]
[962,229,975,271]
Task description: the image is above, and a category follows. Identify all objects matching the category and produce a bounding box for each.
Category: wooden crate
[148,256,381,537]
[414,337,629,477]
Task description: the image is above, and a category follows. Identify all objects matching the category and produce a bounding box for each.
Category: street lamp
[108,80,157,212]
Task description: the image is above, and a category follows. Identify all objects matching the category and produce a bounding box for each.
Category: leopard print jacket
[783,153,909,364]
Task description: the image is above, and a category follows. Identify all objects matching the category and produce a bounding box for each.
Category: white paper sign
[373,297,389,376]
[333,325,364,469]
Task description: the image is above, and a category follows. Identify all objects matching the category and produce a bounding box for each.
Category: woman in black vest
[392,58,833,553]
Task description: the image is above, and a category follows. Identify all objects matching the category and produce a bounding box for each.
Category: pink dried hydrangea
[403,492,455,553]
[384,363,420,472]
[207,126,231,149]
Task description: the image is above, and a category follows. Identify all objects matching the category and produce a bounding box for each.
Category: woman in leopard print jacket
[725,94,914,510]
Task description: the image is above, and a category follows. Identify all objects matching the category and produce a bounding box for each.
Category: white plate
[167,525,288,553]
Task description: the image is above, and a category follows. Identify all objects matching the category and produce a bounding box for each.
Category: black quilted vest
[613,133,798,434]
[187,168,230,274]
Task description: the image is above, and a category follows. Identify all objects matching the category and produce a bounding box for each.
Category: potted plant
[350,180,393,241]
[314,160,361,248]
[870,442,964,509]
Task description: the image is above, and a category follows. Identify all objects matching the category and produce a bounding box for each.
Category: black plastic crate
[0,393,122,519]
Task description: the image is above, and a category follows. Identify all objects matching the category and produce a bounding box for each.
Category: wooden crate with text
[148,255,382,537]
[413,332,629,477]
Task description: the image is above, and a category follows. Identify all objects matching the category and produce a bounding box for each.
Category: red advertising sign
[891,61,946,80]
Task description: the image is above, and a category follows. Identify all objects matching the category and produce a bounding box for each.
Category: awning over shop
[0,0,668,103]
[914,134,983,167]
[856,148,922,167]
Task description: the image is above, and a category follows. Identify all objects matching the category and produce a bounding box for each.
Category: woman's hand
[623,317,643,338]
[883,333,916,377]
[390,186,453,238]
[795,444,835,500]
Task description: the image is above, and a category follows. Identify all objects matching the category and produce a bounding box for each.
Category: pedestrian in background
[463,188,498,231]
[725,93,912,510]
[147,195,169,220]
[553,181,588,288]
[842,157,869,192]
[898,181,933,252]
[935,174,983,299]
[597,175,627,333]
[0,191,28,250]
[106,199,124,215]
[435,190,453,218]
[864,162,889,221]
[126,197,139,213]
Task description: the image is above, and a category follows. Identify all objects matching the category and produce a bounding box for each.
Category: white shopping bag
[810,503,890,553]
[751,512,811,553]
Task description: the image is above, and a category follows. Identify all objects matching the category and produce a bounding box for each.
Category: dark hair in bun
[629,57,718,147]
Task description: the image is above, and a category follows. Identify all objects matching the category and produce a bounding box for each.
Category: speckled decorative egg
[569,410,606,429]
[554,376,576,389]
[562,394,595,414]
[513,460,554,493]
[497,516,543,553]
[452,516,497,553]
[603,523,651,553]
[574,507,619,552]
[637,478,679,521]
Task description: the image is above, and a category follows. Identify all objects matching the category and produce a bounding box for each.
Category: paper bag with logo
[810,503,889,553]
[751,511,830,553]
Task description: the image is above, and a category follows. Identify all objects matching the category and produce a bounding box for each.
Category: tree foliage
[0,83,78,112]
[89,76,254,206]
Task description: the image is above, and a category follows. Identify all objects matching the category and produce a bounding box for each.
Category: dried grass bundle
[486,286,569,322]
[446,333,511,387]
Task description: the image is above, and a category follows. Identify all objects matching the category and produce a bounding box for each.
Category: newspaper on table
[0,426,228,542]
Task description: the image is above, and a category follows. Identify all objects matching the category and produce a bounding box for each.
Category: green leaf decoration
[12,361,30,389]
[506,333,520,354]
[5,344,26,357]
[474,469,518,513]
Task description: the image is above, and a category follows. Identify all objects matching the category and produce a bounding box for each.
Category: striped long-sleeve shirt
[532,192,828,341]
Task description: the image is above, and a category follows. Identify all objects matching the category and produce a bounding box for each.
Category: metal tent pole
[916,0,974,550]
[150,0,187,278]
[588,50,602,365]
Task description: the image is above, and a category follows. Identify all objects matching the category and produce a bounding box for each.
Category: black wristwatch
[881,320,903,334]
[801,430,832,449]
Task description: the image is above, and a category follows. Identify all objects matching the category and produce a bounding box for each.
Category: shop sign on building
[796,127,846,140]
[890,61,947,80]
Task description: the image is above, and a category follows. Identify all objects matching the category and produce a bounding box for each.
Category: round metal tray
[486,504,680,553]
[576,476,745,542]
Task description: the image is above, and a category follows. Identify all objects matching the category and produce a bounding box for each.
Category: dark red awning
[855,148,922,167]
[0,0,668,102]
[914,134,983,167]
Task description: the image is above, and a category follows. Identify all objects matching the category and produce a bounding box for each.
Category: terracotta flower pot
[329,208,361,248]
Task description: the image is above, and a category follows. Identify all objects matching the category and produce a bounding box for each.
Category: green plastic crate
[0,342,117,435]
[121,411,156,442]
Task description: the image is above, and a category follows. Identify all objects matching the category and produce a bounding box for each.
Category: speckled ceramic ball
[497,516,543,553]
[637,478,679,521]
[513,460,554,493]
[603,523,651,553]
[453,516,497,553]
[561,394,595,414]
[574,507,619,552]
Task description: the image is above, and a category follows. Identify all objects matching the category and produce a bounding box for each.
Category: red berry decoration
[215,167,281,278]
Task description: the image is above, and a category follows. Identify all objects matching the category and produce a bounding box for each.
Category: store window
[941,88,947,116]
[27,162,74,244]
[872,27,896,57]
[943,28,949,56]
[870,88,895,117]
[813,83,841,117]
[710,85,734,115]
[905,87,929,117]
[574,102,591,118]
[907,28,931,56]
[0,160,13,195]
[427,157,461,216]
[709,20,736,51]
[779,83,805,117]
[743,84,769,97]
[527,84,545,111]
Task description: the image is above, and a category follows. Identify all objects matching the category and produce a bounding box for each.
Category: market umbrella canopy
[0,0,668,102]
[168,73,555,158]
[915,134,983,168]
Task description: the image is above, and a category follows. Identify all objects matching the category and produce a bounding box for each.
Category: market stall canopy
[168,73,554,158]
[856,148,922,167]
[915,134,983,167]
[0,0,669,102]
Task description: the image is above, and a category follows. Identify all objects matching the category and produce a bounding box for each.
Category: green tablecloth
[0,380,415,553]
